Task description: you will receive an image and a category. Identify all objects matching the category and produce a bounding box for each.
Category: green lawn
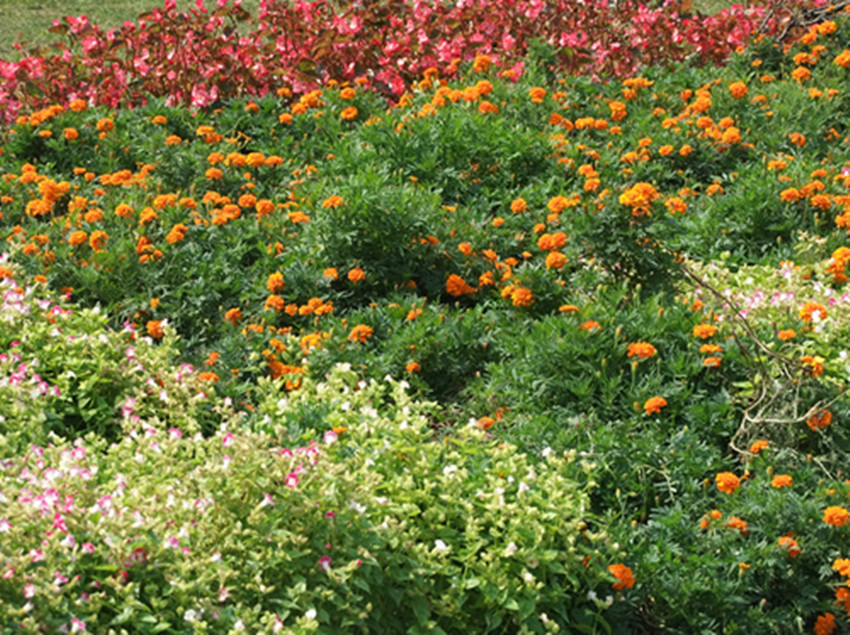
[0,0,261,59]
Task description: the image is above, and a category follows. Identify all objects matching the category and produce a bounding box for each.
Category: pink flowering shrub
[0,258,218,452]
[0,355,618,632]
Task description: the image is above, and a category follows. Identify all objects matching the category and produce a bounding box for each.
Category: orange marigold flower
[799,302,827,323]
[627,342,657,359]
[780,188,801,203]
[146,320,164,339]
[790,64,811,82]
[347,267,366,283]
[609,100,627,122]
[88,230,108,252]
[478,101,499,115]
[458,242,473,256]
[771,474,793,488]
[749,439,769,453]
[801,355,825,378]
[166,223,188,244]
[114,203,134,218]
[789,131,806,147]
[528,87,547,104]
[547,196,571,214]
[778,329,796,340]
[406,361,420,373]
[716,471,740,494]
[824,506,850,527]
[777,536,801,557]
[545,251,568,270]
[559,304,580,313]
[510,198,528,214]
[477,416,495,430]
[265,294,285,312]
[836,587,850,611]
[510,287,534,307]
[619,182,660,210]
[340,106,358,120]
[473,54,492,73]
[322,195,344,208]
[608,563,635,591]
[643,396,667,416]
[725,516,749,535]
[348,324,374,343]
[693,324,717,339]
[446,273,476,297]
[267,272,285,293]
[323,267,338,280]
[834,558,850,578]
[834,49,850,68]
[96,118,114,132]
[198,371,219,383]
[578,320,601,332]
[703,356,722,367]
[813,613,836,635]
[728,81,748,98]
[699,509,723,529]
[807,409,832,430]
[224,308,242,326]
[68,230,88,247]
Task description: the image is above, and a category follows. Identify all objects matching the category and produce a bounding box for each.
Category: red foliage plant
[0,0,833,123]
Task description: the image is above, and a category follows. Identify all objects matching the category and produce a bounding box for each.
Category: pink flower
[24,584,35,599]
[318,556,332,570]
[285,473,299,489]
[222,432,234,447]
[82,543,95,555]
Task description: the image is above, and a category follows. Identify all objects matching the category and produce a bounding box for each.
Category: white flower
[504,541,518,557]
[184,609,197,623]
[305,608,317,620]
[434,539,448,553]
